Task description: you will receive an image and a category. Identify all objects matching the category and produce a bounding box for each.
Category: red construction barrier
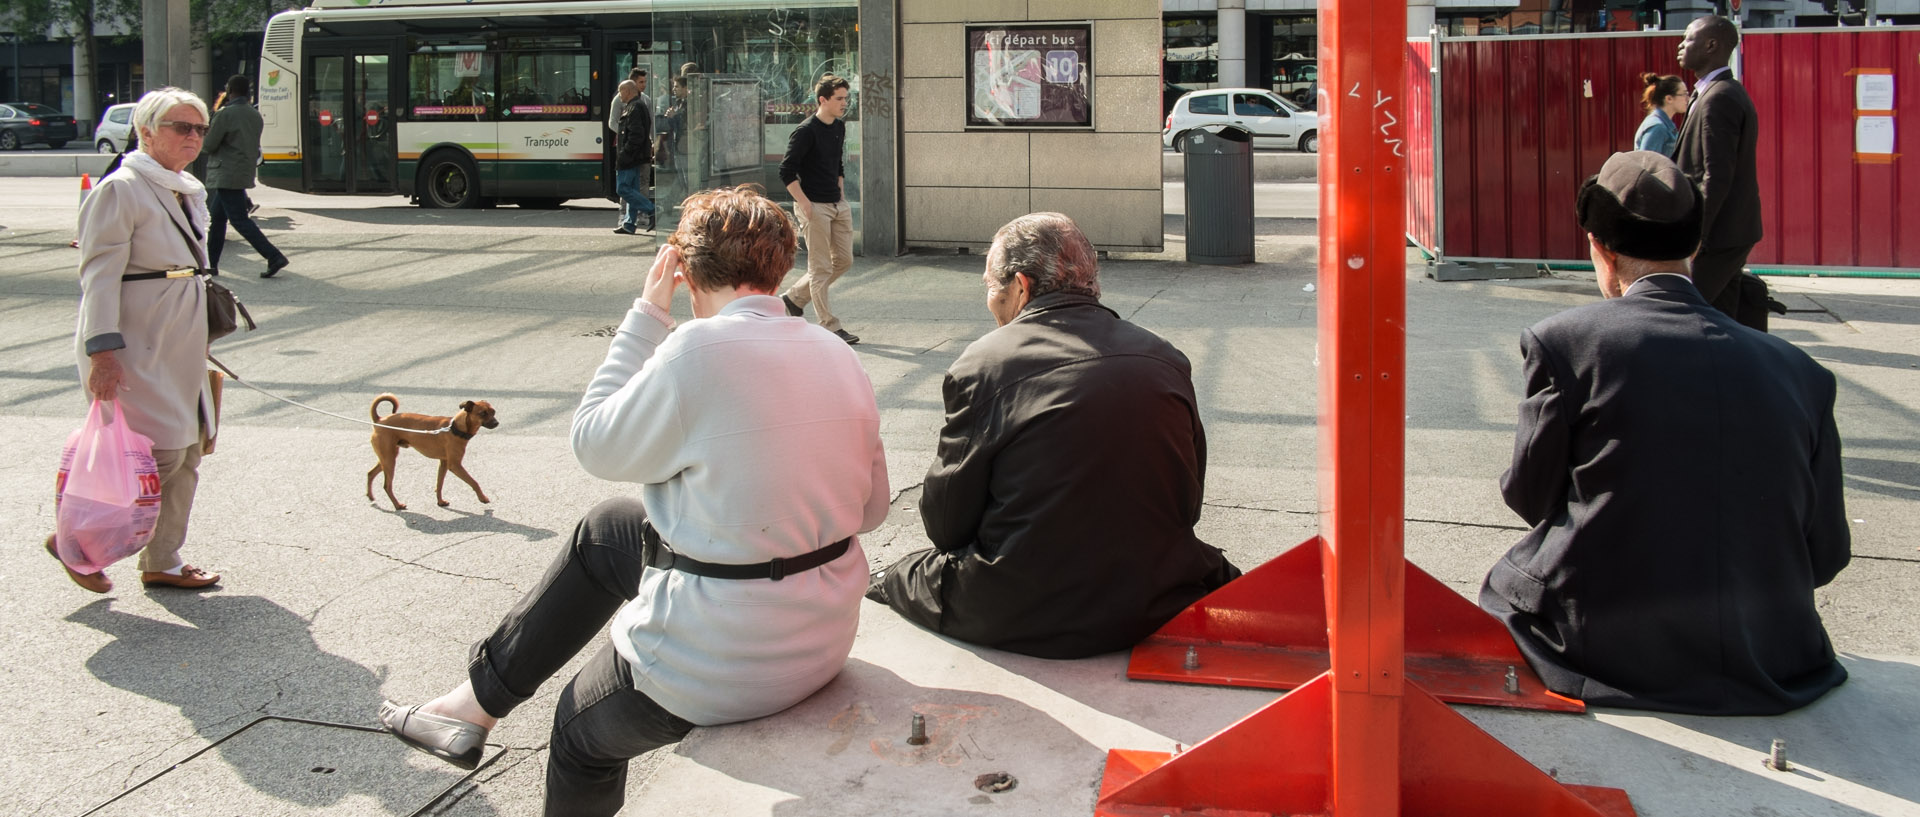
[1745,28,1920,269]
[1411,27,1920,272]
[1405,38,1439,255]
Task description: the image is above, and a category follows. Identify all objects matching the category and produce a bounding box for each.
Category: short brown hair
[668,185,797,293]
[814,74,851,102]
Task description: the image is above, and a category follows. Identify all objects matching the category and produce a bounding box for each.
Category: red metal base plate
[1096,675,1635,817]
[1128,538,1584,713]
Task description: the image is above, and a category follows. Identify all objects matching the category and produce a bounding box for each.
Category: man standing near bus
[779,74,858,345]
[608,67,648,135]
[612,78,655,234]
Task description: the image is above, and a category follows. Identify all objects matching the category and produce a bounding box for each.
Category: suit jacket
[877,293,1240,658]
[1675,74,1762,249]
[1481,275,1850,715]
[201,101,263,190]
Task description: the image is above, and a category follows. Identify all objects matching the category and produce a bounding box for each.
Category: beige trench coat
[74,167,214,451]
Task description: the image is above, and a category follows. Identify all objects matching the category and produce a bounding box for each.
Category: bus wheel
[420,152,481,209]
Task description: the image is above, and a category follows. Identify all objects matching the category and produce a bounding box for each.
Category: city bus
[256,0,859,209]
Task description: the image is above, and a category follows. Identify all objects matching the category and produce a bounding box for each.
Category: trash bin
[1182,126,1255,265]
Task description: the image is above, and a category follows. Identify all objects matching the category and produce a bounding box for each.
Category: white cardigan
[573,295,889,725]
[74,168,213,450]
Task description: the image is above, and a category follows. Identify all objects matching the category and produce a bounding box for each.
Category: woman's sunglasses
[158,120,210,137]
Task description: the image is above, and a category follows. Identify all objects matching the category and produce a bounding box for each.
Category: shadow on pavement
[385,506,558,541]
[64,593,502,815]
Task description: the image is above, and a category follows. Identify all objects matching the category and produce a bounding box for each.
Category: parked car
[0,102,78,150]
[1163,88,1317,154]
[95,103,138,153]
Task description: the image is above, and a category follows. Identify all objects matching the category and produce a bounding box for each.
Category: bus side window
[497,50,589,119]
[408,49,493,119]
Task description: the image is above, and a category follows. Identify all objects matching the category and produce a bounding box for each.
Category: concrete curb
[1164,150,1317,183]
[0,153,118,178]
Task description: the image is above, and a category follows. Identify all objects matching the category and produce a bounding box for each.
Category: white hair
[132,87,209,138]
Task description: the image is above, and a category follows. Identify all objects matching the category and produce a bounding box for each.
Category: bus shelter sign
[965,23,1092,129]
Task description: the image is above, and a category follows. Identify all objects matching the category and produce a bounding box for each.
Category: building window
[1164,16,1218,89]
[1270,15,1317,109]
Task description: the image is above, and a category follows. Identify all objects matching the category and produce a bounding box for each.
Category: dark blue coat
[1481,274,1850,714]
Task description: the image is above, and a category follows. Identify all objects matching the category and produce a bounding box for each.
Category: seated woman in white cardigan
[378,185,890,817]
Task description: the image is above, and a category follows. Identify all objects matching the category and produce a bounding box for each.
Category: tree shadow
[63,594,502,815]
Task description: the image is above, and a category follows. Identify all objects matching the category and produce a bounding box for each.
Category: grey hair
[986,212,1100,299]
[133,87,209,138]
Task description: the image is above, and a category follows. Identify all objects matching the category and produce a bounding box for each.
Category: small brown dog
[365,394,499,510]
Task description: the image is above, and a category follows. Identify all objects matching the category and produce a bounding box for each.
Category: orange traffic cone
[72,174,92,248]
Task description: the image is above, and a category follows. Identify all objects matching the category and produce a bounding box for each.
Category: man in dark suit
[1479,152,1851,715]
[868,213,1241,659]
[1674,15,1763,325]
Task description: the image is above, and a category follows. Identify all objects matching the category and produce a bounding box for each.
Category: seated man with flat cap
[1480,151,1851,715]
[870,212,1241,659]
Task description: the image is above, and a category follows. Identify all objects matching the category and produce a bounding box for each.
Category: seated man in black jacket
[870,213,1241,658]
[1481,152,1850,715]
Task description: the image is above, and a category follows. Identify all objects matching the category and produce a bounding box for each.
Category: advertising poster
[966,24,1092,128]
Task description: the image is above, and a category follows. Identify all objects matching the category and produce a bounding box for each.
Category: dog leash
[207,353,457,436]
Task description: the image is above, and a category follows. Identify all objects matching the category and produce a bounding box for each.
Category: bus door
[305,43,397,194]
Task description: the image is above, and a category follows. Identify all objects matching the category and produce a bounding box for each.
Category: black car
[0,102,78,150]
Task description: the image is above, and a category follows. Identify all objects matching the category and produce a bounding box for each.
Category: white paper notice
[1856,74,1894,111]
[1856,116,1895,155]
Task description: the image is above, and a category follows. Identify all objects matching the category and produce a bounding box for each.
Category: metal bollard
[907,713,929,746]
[1764,738,1791,771]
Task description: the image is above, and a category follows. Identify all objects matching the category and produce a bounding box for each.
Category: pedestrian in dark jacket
[869,213,1241,659]
[1480,152,1849,715]
[200,74,289,277]
[613,80,655,234]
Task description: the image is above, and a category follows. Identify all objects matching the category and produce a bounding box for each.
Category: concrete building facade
[889,0,1166,253]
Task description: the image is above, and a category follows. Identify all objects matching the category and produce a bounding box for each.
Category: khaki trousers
[138,442,203,572]
[782,199,855,332]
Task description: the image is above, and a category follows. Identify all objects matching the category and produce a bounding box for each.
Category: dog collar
[446,422,474,440]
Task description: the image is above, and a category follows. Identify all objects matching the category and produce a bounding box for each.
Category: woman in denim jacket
[1634,73,1690,158]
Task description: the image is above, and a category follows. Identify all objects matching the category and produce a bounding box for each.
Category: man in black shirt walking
[779,75,859,344]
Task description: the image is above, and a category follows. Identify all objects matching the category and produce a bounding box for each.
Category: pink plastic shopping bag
[53,399,161,573]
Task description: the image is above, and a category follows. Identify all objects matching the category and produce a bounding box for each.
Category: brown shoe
[141,564,220,590]
[45,534,112,594]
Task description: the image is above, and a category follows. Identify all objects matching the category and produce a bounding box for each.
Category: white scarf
[123,149,211,249]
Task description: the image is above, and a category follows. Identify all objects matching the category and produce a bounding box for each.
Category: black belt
[642,522,850,581]
[123,268,210,281]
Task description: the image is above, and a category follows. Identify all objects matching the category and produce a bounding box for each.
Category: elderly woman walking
[49,87,222,593]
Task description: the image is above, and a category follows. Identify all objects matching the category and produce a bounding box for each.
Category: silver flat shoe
[379,700,488,770]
